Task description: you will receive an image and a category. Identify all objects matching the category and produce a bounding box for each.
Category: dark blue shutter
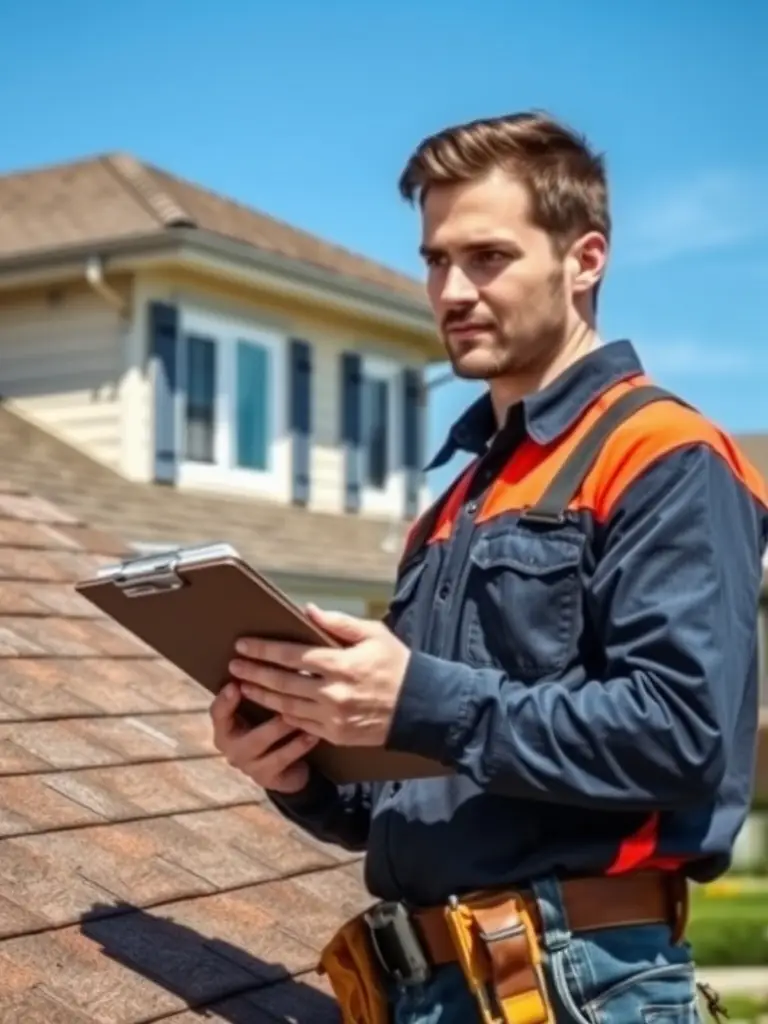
[340,352,362,513]
[402,367,424,518]
[148,301,179,484]
[289,338,312,506]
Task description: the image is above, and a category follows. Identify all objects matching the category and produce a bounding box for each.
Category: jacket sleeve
[268,770,372,851]
[385,443,768,810]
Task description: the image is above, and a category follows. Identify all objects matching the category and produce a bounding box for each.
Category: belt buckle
[364,901,431,987]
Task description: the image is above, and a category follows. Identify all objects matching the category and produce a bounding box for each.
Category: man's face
[420,168,576,380]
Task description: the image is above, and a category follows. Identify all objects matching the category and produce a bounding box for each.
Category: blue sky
[1,0,766,492]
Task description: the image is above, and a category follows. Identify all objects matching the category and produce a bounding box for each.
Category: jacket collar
[427,339,645,470]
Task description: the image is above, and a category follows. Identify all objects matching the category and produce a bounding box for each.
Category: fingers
[229,658,312,694]
[223,712,298,766]
[234,636,346,677]
[305,604,376,643]
[235,637,311,671]
[210,682,244,749]
[282,713,328,740]
[211,687,288,756]
[241,729,319,781]
[240,681,321,723]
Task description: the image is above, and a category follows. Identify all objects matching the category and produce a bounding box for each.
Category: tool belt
[318,870,689,1024]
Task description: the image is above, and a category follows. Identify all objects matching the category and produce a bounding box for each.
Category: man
[211,111,768,1023]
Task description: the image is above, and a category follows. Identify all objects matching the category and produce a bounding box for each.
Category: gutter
[0,227,437,341]
[84,254,129,317]
[168,227,431,323]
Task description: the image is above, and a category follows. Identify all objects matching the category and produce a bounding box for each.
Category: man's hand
[210,682,319,794]
[228,604,411,748]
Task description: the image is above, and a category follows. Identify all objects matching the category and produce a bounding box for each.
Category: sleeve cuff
[385,650,472,762]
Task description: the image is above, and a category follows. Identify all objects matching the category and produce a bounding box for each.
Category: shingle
[0,925,197,1022]
[0,840,116,929]
[0,987,96,1024]
[0,775,105,836]
[10,828,214,908]
[161,891,318,978]
[249,972,342,1023]
[95,816,273,890]
[157,996,281,1024]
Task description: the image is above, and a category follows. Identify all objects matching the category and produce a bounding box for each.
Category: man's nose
[441,264,478,305]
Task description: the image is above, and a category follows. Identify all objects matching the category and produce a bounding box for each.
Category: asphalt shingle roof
[0,476,372,1022]
[0,152,426,304]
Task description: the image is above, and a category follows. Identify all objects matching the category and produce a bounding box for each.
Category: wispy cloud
[617,170,768,266]
[635,338,766,378]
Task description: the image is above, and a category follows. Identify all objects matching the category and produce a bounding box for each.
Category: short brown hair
[398,110,610,255]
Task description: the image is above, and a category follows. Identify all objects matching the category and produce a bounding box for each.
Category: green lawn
[689,880,768,966]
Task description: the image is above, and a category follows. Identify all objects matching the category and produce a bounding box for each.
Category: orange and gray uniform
[273,340,768,906]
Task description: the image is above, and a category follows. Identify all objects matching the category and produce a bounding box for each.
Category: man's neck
[488,326,601,428]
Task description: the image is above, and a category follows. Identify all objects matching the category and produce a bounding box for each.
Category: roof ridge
[102,152,197,229]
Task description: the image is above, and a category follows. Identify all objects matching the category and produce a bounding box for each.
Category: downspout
[84,255,129,317]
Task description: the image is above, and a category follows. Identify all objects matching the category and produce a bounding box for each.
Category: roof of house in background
[0,474,370,1022]
[0,151,425,303]
[0,406,407,589]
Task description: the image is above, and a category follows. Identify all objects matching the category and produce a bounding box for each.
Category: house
[0,476,370,1022]
[0,152,443,620]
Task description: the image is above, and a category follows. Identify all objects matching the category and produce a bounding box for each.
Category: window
[177,308,287,497]
[236,340,270,471]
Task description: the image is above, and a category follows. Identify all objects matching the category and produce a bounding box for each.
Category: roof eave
[168,227,439,349]
[0,228,441,353]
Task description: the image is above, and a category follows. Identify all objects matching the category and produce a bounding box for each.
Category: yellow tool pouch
[444,891,555,1024]
[317,915,388,1024]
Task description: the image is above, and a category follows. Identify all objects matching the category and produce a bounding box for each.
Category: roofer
[210,111,768,1024]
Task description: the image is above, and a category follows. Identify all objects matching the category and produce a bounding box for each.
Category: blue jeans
[388,876,702,1023]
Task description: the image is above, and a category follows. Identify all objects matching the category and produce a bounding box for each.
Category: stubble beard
[445,270,569,382]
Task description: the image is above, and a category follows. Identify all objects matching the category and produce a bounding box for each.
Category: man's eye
[473,250,505,264]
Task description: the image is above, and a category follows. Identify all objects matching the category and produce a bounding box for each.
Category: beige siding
[0,282,127,469]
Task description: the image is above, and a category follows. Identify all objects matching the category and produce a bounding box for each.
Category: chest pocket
[464,527,586,679]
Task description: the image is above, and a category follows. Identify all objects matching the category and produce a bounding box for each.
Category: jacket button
[391,782,402,794]
[466,500,478,514]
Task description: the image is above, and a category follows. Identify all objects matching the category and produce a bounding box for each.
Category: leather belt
[409,871,687,966]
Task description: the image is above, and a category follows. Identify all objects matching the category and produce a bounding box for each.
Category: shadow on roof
[80,901,341,1023]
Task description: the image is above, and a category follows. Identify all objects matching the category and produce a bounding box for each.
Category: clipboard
[74,542,449,784]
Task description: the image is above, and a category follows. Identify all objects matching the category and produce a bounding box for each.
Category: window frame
[176,307,288,498]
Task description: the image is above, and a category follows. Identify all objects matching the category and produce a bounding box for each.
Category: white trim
[177,304,290,500]
[360,353,403,516]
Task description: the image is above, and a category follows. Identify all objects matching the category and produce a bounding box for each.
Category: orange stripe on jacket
[429,465,476,543]
[477,375,768,526]
[476,376,653,524]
